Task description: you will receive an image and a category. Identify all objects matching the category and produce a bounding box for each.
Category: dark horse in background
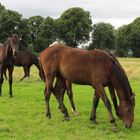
[0,34,20,97]
[4,50,42,81]
[39,44,135,129]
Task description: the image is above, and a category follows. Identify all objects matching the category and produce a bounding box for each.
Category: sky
[0,0,140,28]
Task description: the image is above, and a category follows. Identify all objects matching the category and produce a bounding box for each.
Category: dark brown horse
[39,44,135,129]
[0,34,20,97]
[13,50,42,81]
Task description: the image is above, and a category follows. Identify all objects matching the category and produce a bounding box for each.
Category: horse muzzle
[124,123,132,129]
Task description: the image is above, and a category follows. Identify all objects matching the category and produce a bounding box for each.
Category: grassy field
[0,58,140,140]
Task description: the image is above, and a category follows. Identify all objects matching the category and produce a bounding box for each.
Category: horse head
[10,34,20,57]
[118,93,135,128]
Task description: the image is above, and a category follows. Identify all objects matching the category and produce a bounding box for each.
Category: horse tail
[38,58,45,81]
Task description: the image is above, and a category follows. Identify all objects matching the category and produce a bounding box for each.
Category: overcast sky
[0,0,140,28]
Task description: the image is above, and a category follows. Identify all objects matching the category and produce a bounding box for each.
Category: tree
[18,19,32,49]
[34,17,57,52]
[27,16,44,44]
[116,17,140,57]
[56,7,92,47]
[116,25,131,56]
[0,7,22,42]
[128,18,140,57]
[88,22,116,51]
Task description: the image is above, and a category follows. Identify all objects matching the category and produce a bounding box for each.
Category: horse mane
[112,60,133,97]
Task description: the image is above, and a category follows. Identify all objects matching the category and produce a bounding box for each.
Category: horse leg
[54,78,66,110]
[8,66,14,97]
[66,81,79,116]
[26,66,30,78]
[53,77,69,120]
[3,68,7,80]
[0,67,4,97]
[95,85,116,128]
[108,84,120,117]
[20,66,28,81]
[90,91,100,124]
[44,75,55,119]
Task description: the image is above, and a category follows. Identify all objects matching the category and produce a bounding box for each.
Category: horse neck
[3,41,13,59]
[32,55,40,70]
[110,62,133,102]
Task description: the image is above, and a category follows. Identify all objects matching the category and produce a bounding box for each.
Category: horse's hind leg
[8,66,14,97]
[20,67,27,81]
[26,66,30,78]
[54,78,66,110]
[94,85,116,128]
[0,67,4,97]
[90,91,100,123]
[66,81,78,116]
[53,77,69,120]
[44,74,55,119]
[108,84,120,117]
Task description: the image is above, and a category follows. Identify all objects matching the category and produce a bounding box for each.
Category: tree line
[0,3,140,57]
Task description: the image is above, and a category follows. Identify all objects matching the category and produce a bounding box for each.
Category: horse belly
[60,65,92,85]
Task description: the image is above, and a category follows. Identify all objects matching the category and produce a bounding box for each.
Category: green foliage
[116,17,140,57]
[0,8,22,42]
[18,19,32,49]
[34,17,57,52]
[57,7,92,47]
[27,16,44,44]
[88,22,116,51]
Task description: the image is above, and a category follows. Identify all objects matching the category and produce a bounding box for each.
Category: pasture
[0,58,140,140]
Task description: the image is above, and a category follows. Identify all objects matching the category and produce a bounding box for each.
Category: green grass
[0,59,140,140]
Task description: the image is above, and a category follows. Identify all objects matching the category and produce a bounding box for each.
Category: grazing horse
[39,44,135,128]
[13,50,42,81]
[0,34,20,97]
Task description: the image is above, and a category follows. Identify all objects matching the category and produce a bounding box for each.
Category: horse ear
[4,34,12,39]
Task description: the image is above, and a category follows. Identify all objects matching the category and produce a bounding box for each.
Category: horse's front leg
[66,81,79,116]
[90,91,100,124]
[108,85,120,117]
[95,85,116,131]
[0,66,4,97]
[8,66,14,97]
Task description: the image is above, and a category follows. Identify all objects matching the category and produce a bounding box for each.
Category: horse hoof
[112,126,117,133]
[91,120,97,124]
[46,113,51,119]
[10,95,13,98]
[63,116,69,121]
[90,118,97,124]
[73,111,80,116]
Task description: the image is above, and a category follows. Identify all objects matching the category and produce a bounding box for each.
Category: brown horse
[54,50,128,118]
[39,44,135,128]
[13,50,42,81]
[52,50,127,119]
[0,34,20,97]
